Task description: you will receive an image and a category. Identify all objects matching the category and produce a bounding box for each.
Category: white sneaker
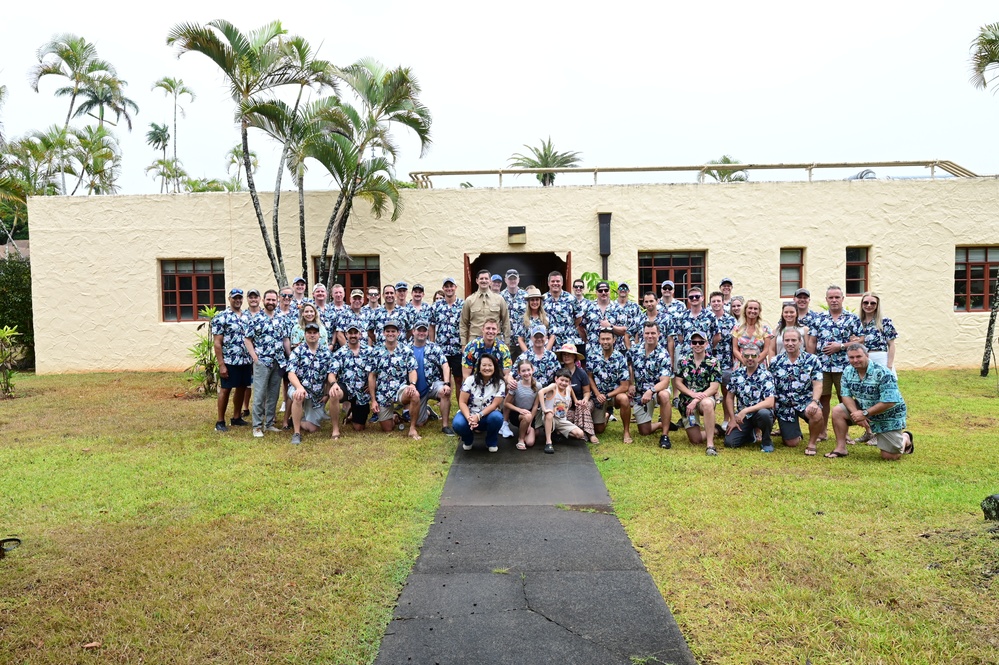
[608,414,617,422]
[488,445,499,453]
[279,403,285,412]
[499,421,514,438]
[266,426,282,433]
[253,428,264,438]
[462,443,473,451]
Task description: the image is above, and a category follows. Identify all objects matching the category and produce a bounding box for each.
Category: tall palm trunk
[329,173,361,288]
[982,275,999,376]
[241,120,285,286]
[269,91,303,283]
[297,170,307,282]
[319,187,347,289]
[172,92,179,193]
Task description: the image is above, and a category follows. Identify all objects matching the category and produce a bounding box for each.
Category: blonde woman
[851,291,897,374]
[290,304,330,349]
[515,287,553,353]
[732,299,773,367]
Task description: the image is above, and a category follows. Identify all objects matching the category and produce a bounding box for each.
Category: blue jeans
[453,410,504,447]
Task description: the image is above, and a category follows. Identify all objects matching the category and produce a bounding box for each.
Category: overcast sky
[3,1,999,193]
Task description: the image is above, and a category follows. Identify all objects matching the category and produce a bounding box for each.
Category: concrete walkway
[375,438,696,665]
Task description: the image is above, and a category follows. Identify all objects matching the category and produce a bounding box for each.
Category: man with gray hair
[809,285,861,439]
[724,342,777,452]
[826,343,913,460]
[770,327,824,455]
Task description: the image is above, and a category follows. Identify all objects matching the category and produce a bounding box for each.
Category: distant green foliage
[0,256,33,367]
[0,325,20,398]
[187,306,219,395]
[579,271,636,302]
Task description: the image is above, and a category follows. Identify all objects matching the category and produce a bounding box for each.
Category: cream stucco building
[27,176,999,373]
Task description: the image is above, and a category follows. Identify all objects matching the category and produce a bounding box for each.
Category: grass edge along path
[594,369,999,665]
[0,372,453,664]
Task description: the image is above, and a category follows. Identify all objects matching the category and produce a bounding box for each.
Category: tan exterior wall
[28,178,999,373]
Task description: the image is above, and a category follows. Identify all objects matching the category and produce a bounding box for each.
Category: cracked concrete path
[374,439,696,665]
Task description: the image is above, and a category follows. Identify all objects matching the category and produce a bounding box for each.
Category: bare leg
[700,398,716,450]
[217,387,231,423]
[829,404,850,456]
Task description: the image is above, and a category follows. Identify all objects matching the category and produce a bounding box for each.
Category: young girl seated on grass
[537,367,589,454]
[505,358,540,450]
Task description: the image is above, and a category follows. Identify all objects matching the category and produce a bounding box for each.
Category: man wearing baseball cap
[502,269,527,341]
[410,319,454,435]
[368,284,409,346]
[429,276,466,401]
[211,288,252,431]
[290,276,312,314]
[368,319,422,439]
[330,322,373,433]
[403,283,432,341]
[394,281,410,309]
[287,320,336,444]
[719,277,734,313]
[610,282,641,353]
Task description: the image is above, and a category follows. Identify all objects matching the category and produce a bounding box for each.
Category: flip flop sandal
[903,431,914,454]
[824,450,849,458]
[516,441,527,450]
[804,445,817,456]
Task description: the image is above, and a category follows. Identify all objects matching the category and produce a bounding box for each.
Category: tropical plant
[225,143,258,187]
[508,137,581,186]
[152,77,195,192]
[315,57,432,288]
[167,19,304,286]
[29,34,119,192]
[703,154,748,182]
[67,125,121,195]
[74,75,139,130]
[579,271,635,302]
[145,123,170,192]
[145,158,187,191]
[0,325,20,398]
[187,305,219,395]
[183,176,241,192]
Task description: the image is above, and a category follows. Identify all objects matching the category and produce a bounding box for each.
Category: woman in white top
[453,354,507,452]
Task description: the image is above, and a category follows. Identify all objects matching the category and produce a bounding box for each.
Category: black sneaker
[427,408,440,421]
[442,425,456,436]
[241,409,250,418]
[659,434,672,449]
[230,417,250,427]
[669,420,680,432]
[215,421,228,432]
[544,443,555,454]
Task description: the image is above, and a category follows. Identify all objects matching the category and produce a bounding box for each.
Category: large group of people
[210,268,913,460]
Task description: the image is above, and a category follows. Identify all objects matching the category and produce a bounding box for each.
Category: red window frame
[779,248,804,297]
[845,247,869,296]
[638,251,706,303]
[161,259,226,322]
[954,246,999,312]
[313,255,380,293]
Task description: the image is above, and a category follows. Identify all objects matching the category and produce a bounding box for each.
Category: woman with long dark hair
[453,354,507,452]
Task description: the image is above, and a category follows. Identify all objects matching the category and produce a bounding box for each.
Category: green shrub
[0,256,32,369]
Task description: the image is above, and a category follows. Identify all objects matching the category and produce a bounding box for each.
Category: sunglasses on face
[862,301,878,306]
[597,289,609,293]
[663,287,674,291]
[690,340,706,345]
[572,285,584,289]
[688,295,702,300]
[280,294,292,299]
[743,355,759,360]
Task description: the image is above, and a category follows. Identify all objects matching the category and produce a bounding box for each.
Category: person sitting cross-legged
[724,343,777,453]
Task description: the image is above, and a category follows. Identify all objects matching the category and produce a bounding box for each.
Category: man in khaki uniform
[460,269,510,347]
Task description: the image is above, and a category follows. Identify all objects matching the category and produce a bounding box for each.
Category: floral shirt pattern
[770,352,823,421]
[401,302,434,336]
[502,289,528,327]
[841,362,907,432]
[610,301,642,352]
[460,375,506,414]
[673,309,719,359]
[587,350,630,395]
[627,344,672,403]
[429,298,464,356]
[273,310,298,368]
[797,310,821,331]
[462,339,513,371]
[335,308,370,340]
[368,343,417,406]
[512,314,547,350]
[514,349,561,386]
[581,301,622,351]
[413,341,448,386]
[330,345,372,404]
[660,299,687,319]
[289,297,315,317]
[631,314,671,349]
[245,311,285,368]
[727,365,777,412]
[735,324,773,359]
[319,304,348,336]
[367,306,410,345]
[673,355,722,412]
[711,313,738,370]
[287,343,334,403]
[211,309,251,366]
[810,311,862,373]
[290,322,330,349]
[852,317,898,353]
[544,291,582,348]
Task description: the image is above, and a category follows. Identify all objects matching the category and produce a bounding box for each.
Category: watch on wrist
[862,408,869,416]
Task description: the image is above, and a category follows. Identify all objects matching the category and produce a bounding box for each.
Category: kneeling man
[586,327,632,441]
[724,343,777,452]
[287,321,335,444]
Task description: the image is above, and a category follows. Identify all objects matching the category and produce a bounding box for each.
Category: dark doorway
[464,252,570,296]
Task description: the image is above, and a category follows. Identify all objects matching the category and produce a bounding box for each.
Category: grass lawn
[2,370,997,664]
[595,369,999,665]
[0,372,453,664]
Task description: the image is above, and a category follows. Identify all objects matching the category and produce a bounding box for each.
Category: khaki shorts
[591,399,613,425]
[821,372,842,397]
[874,429,905,454]
[632,401,655,425]
[549,416,578,437]
[377,385,411,422]
[287,385,325,427]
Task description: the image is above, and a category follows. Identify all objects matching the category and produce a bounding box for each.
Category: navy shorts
[221,363,252,389]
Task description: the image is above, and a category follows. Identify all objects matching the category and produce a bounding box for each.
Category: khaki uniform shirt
[460,289,510,347]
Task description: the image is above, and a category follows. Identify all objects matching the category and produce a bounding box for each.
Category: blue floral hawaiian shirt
[367,306,411,346]
[543,291,582,348]
[851,317,898,353]
[797,310,822,331]
[727,365,776,412]
[769,351,823,421]
[514,348,561,386]
[330,345,372,404]
[462,338,512,372]
[672,309,719,360]
[711,313,738,371]
[244,311,285,368]
[673,355,722,412]
[809,311,861,373]
[367,343,417,406]
[413,341,448,386]
[610,301,642,352]
[211,308,251,365]
[511,314,547,350]
[660,298,687,318]
[287,343,334,402]
[502,289,528,328]
[581,301,623,351]
[631,313,671,349]
[627,344,672,403]
[841,362,907,432]
[587,349,630,395]
[429,297,464,356]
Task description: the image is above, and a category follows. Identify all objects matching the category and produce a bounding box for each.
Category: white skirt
[868,351,896,377]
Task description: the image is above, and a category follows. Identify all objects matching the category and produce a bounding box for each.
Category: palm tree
[66,125,121,195]
[145,123,170,192]
[145,158,187,192]
[508,137,581,186]
[969,22,999,374]
[74,75,139,131]
[29,34,117,192]
[152,77,195,193]
[225,143,258,187]
[167,19,302,286]
[703,155,748,183]
[315,58,432,287]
